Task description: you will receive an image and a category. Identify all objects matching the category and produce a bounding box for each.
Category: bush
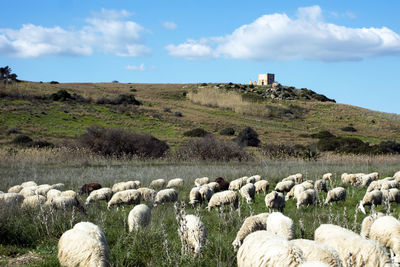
[174,111,183,117]
[219,127,235,136]
[235,127,260,147]
[7,128,21,135]
[183,128,209,137]
[310,130,335,139]
[12,135,33,146]
[163,107,171,113]
[31,140,54,148]
[49,90,72,101]
[174,135,248,161]
[341,126,357,132]
[49,81,59,84]
[96,94,141,105]
[77,126,169,158]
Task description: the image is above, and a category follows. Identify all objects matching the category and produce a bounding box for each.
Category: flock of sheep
[1,170,400,266]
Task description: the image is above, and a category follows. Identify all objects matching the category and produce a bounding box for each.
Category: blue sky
[1,0,400,114]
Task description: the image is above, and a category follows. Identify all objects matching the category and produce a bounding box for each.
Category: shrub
[200,83,208,86]
[163,107,171,113]
[235,127,260,147]
[77,126,169,158]
[174,111,183,117]
[31,140,54,148]
[7,128,21,135]
[219,127,235,136]
[49,81,59,84]
[174,135,248,161]
[49,90,72,101]
[183,128,209,137]
[96,94,141,105]
[12,135,33,146]
[310,130,335,139]
[341,126,357,132]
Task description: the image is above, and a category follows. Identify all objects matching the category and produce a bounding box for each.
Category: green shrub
[341,126,357,132]
[49,89,72,101]
[311,130,335,139]
[49,81,59,84]
[219,127,235,136]
[183,128,209,137]
[12,135,33,146]
[96,94,142,105]
[31,140,54,148]
[235,127,260,147]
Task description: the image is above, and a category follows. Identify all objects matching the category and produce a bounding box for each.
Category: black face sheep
[153,188,178,206]
[324,187,346,205]
[358,189,383,214]
[265,190,285,212]
[207,190,238,211]
[275,180,295,193]
[79,182,102,195]
[254,180,269,194]
[128,204,151,231]
[85,188,113,206]
[239,183,255,204]
[107,189,141,209]
[215,177,229,191]
[58,221,110,267]
[314,179,327,192]
[166,178,184,188]
[266,212,295,240]
[296,189,317,209]
[232,213,269,250]
[179,214,207,255]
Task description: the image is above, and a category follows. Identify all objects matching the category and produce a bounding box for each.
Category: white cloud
[163,21,177,30]
[166,5,400,61]
[125,63,146,71]
[0,9,150,58]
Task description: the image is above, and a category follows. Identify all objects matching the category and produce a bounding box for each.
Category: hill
[0,81,399,154]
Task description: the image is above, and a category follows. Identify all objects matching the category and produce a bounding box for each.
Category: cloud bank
[166,6,400,61]
[0,9,150,58]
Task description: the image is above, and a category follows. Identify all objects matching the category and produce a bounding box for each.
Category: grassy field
[1,154,400,266]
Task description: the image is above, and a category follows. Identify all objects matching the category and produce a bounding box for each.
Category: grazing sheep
[229,178,245,190]
[296,189,317,209]
[315,224,392,267]
[360,212,384,238]
[128,204,151,231]
[207,190,238,211]
[250,175,262,182]
[298,262,330,267]
[107,189,141,209]
[61,190,77,198]
[254,180,269,194]
[46,196,85,213]
[283,173,303,184]
[180,214,207,255]
[189,187,202,206]
[149,179,166,189]
[8,185,23,193]
[381,188,400,203]
[302,180,314,189]
[112,181,137,193]
[19,187,37,198]
[47,189,61,201]
[85,188,113,206]
[35,184,53,196]
[358,190,383,214]
[366,178,395,193]
[232,213,269,250]
[79,182,102,195]
[324,187,346,205]
[286,184,306,201]
[314,179,327,192]
[265,191,285,212]
[322,173,333,182]
[21,181,37,188]
[51,183,65,190]
[246,176,257,184]
[136,187,156,203]
[58,222,110,267]
[198,185,214,203]
[215,177,229,191]
[206,182,220,192]
[167,178,184,188]
[266,212,295,240]
[275,180,295,193]
[237,231,305,267]
[0,192,24,207]
[290,239,343,267]
[21,195,46,209]
[194,177,210,186]
[239,183,255,204]
[154,188,178,206]
[133,180,141,188]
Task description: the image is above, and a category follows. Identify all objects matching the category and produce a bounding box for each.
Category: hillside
[1,81,400,151]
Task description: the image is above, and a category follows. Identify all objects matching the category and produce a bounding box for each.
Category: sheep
[290,239,343,267]
[46,196,85,213]
[21,195,46,209]
[85,188,113,206]
[207,190,238,211]
[21,181,37,188]
[136,187,156,203]
[229,178,245,190]
[198,185,214,203]
[0,192,24,207]
[58,222,110,267]
[194,177,209,186]
[206,182,220,192]
[360,212,384,238]
[215,177,229,191]
[254,180,269,194]
[154,188,178,206]
[239,183,255,204]
[128,204,151,231]
[166,178,184,188]
[107,189,141,209]
[283,173,303,184]
[296,189,317,209]
[47,189,62,201]
[298,262,330,267]
[246,176,257,184]
[266,212,295,240]
[189,187,202,206]
[358,190,383,214]
[180,214,207,255]
[324,187,346,205]
[237,231,305,267]
[51,183,65,190]
[19,186,37,198]
[61,190,77,198]
[149,178,165,189]
[315,224,392,267]
[232,213,269,250]
[381,188,400,203]
[275,180,295,193]
[302,180,314,189]
[8,185,23,193]
[265,191,285,212]
[286,184,306,201]
[133,180,141,188]
[79,182,102,195]
[322,173,333,182]
[112,181,137,193]
[314,179,327,192]
[366,178,395,193]
[35,184,53,196]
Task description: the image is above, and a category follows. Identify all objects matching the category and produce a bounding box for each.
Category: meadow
[1,151,400,266]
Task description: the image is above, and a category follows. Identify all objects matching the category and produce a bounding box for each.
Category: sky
[1,0,400,114]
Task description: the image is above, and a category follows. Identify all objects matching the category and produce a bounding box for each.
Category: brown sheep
[79,183,102,195]
[215,177,230,191]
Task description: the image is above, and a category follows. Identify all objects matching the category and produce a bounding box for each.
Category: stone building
[249,73,275,86]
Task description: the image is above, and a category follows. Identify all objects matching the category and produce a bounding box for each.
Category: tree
[235,126,260,147]
[0,66,17,84]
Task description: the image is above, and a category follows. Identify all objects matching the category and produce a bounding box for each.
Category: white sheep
[35,184,53,196]
[21,181,37,188]
[0,192,24,207]
[128,204,151,231]
[206,182,220,192]
[154,188,178,206]
[265,191,285,212]
[166,178,184,188]
[61,190,77,198]
[194,177,209,186]
[282,173,303,184]
[107,189,141,209]
[232,213,269,250]
[207,190,238,211]
[290,239,343,267]
[266,212,295,240]
[314,179,327,192]
[237,231,305,267]
[286,184,306,201]
[358,190,383,214]
[149,178,166,189]
[247,175,261,184]
[180,214,207,255]
[47,189,62,201]
[7,185,23,193]
[324,187,346,205]
[51,183,65,190]
[189,187,202,206]
[46,196,84,212]
[302,180,314,189]
[198,185,214,203]
[21,195,46,209]
[239,183,255,204]
[229,178,245,190]
[136,187,156,203]
[360,212,384,238]
[322,173,333,182]
[19,186,37,198]
[275,180,295,193]
[298,262,330,267]
[112,181,137,193]
[85,188,113,206]
[296,189,317,209]
[254,180,269,194]
[133,180,141,188]
[58,221,110,267]
[315,224,392,267]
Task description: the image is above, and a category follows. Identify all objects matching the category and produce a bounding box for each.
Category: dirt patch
[1,251,41,266]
